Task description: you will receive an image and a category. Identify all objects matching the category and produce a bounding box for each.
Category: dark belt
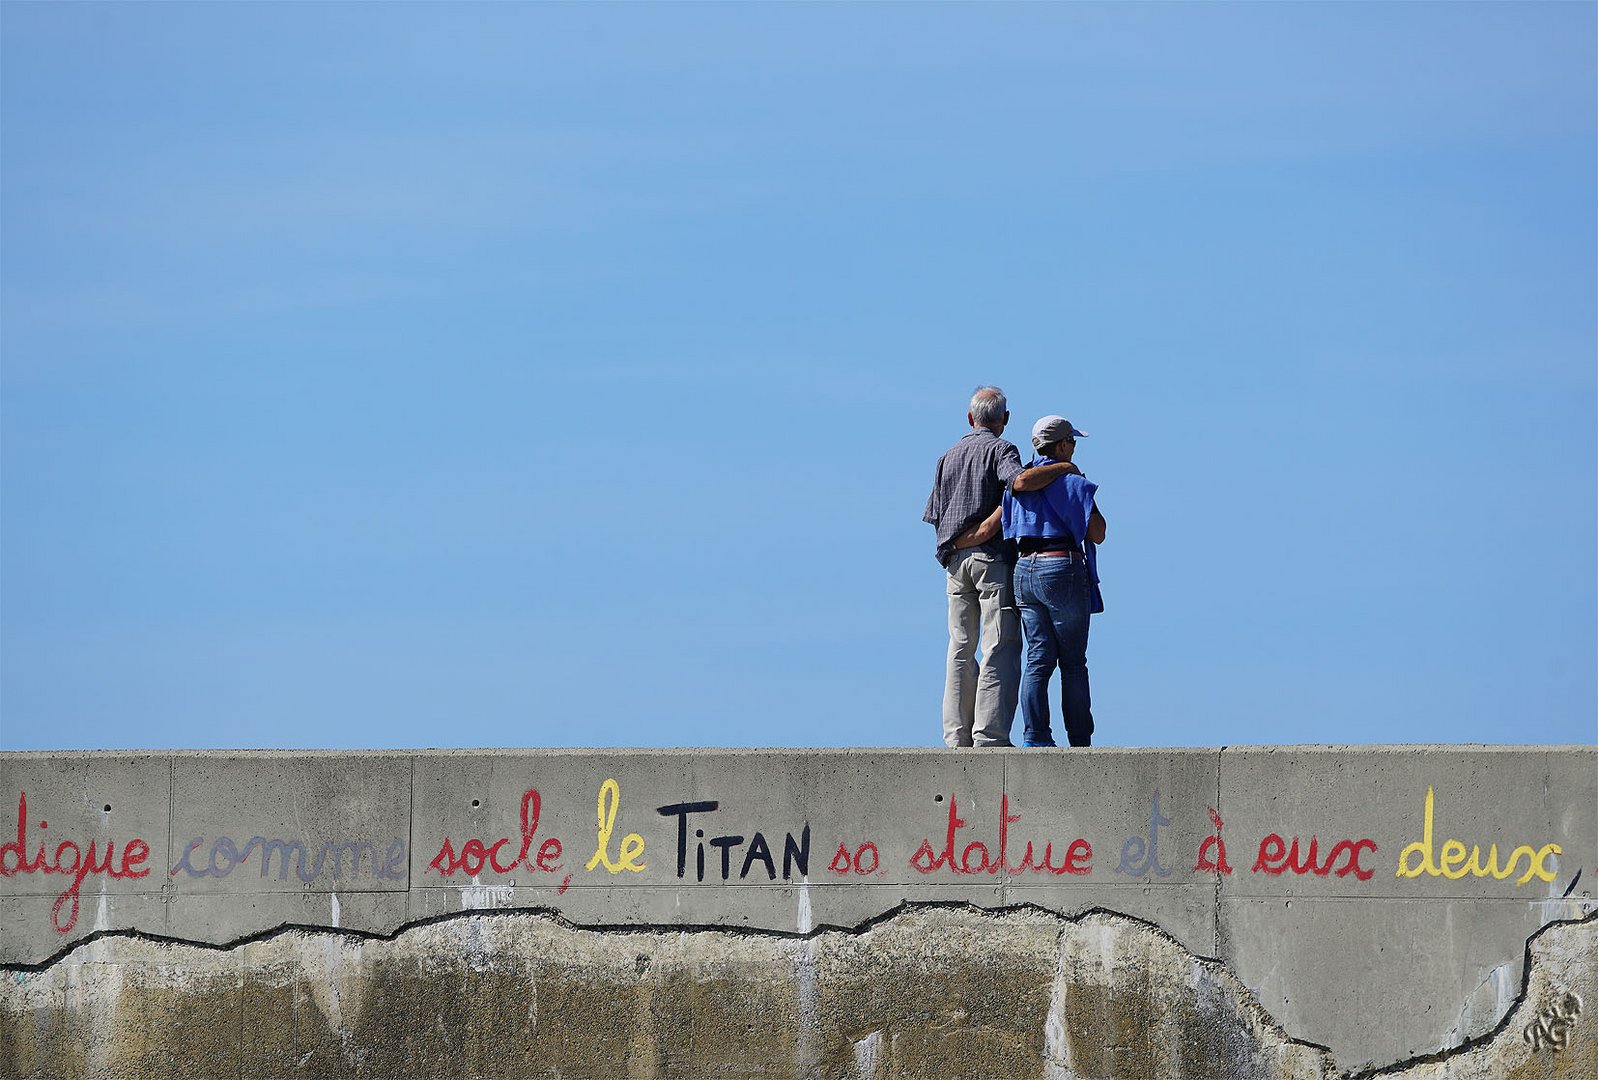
[1023,549,1083,560]
[1017,538,1081,556]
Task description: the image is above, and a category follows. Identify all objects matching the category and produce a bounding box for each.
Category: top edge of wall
[0,743,1592,759]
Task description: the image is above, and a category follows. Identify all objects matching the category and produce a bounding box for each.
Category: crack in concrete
[1350,907,1596,1079]
[7,899,1591,1077]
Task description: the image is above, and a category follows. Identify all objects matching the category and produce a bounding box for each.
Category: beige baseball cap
[1031,415,1088,452]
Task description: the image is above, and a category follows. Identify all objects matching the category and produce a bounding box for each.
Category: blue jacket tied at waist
[1002,460,1104,614]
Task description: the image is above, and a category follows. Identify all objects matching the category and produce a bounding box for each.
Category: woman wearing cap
[1001,416,1107,748]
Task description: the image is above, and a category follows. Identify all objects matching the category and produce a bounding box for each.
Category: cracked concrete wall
[2,907,1592,1079]
[2,746,1594,1078]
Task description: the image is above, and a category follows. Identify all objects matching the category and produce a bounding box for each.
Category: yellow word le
[586,778,646,874]
[1396,787,1560,885]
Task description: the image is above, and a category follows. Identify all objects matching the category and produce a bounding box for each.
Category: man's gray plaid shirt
[923,428,1024,567]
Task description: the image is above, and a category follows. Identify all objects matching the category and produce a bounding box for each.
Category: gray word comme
[170,836,407,883]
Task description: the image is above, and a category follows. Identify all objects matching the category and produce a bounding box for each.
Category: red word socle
[427,788,566,884]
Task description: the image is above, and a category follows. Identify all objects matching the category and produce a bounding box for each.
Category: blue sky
[3,3,1593,751]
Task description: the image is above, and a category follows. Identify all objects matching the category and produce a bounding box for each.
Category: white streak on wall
[461,874,514,911]
[1044,933,1076,1080]
[1091,917,1115,974]
[1443,960,1517,1049]
[456,911,497,974]
[320,931,346,1036]
[79,936,125,1079]
[852,1029,882,1079]
[794,878,818,1076]
[330,892,341,929]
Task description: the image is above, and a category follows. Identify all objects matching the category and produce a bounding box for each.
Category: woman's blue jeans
[1013,553,1094,747]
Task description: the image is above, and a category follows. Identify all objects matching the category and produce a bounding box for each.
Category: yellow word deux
[1396,787,1560,885]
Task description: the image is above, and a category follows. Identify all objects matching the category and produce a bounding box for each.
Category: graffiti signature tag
[1523,992,1582,1052]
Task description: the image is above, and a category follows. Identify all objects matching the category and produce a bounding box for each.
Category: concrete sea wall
[1,746,1593,1078]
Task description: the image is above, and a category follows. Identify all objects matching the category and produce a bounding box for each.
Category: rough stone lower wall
[3,907,1593,1079]
[2,747,1594,1078]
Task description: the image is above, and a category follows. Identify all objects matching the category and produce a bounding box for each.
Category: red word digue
[426,788,569,891]
[910,795,1092,877]
[0,793,151,933]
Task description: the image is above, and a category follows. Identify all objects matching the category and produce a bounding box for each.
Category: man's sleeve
[994,441,1024,488]
[922,458,943,525]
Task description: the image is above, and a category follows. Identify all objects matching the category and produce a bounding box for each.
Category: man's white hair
[968,385,1008,425]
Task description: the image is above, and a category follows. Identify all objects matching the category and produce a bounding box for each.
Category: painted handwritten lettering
[1251,834,1378,880]
[1115,790,1171,878]
[586,778,646,874]
[428,788,565,885]
[5,772,1591,939]
[655,800,811,881]
[1396,787,1561,885]
[0,793,151,934]
[1193,808,1233,875]
[169,835,406,883]
[828,841,882,876]
[909,795,1092,877]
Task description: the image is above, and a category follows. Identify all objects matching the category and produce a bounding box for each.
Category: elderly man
[923,387,1076,747]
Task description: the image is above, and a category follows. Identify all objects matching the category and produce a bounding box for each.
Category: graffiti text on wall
[168,836,407,883]
[1524,992,1583,1053]
[0,794,151,933]
[0,780,1578,937]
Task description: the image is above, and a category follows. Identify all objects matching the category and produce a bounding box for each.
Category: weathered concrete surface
[2,906,1590,1079]
[0,907,1335,1079]
[1378,915,1595,1080]
[1,746,1593,1077]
